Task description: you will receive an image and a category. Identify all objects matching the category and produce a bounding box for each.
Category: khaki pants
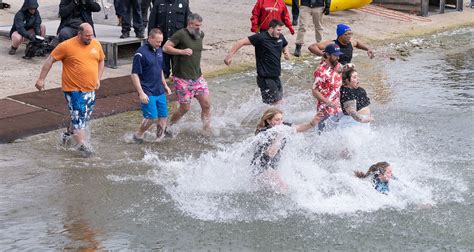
[296,5,324,44]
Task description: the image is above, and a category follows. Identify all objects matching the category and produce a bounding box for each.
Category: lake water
[0,28,472,250]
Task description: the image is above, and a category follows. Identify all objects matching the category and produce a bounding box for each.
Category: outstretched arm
[353,39,374,59]
[294,113,323,132]
[308,40,332,56]
[224,37,252,66]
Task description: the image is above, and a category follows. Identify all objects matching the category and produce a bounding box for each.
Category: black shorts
[256,76,283,104]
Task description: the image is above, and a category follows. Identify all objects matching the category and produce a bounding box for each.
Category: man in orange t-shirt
[35,23,105,157]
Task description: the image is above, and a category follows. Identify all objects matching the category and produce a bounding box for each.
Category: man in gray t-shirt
[163,13,211,133]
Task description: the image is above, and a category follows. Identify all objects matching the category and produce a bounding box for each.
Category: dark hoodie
[57,0,101,35]
[9,0,42,39]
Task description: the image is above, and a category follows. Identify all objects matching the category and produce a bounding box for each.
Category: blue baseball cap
[324,44,344,56]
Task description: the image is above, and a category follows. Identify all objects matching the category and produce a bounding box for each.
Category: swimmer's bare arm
[294,112,324,132]
[163,40,192,56]
[266,135,283,157]
[224,37,252,66]
[343,100,373,123]
[308,40,332,56]
[35,55,58,91]
[353,39,374,59]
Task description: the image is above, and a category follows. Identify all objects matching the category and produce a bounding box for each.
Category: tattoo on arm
[343,100,364,122]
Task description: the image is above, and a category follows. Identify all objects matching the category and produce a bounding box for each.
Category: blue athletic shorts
[141,93,168,119]
[64,91,96,130]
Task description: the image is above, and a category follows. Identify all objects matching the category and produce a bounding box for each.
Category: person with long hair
[338,64,374,128]
[354,161,393,194]
[251,108,321,192]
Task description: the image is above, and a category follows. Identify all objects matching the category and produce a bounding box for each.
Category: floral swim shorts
[173,75,209,104]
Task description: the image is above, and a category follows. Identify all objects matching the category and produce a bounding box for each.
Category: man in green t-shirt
[163,13,211,133]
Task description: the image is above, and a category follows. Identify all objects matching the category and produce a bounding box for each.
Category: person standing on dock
[148,0,191,79]
[293,0,330,57]
[120,0,145,38]
[224,19,290,105]
[130,28,172,143]
[50,0,101,47]
[250,0,294,35]
[308,24,374,65]
[291,0,299,26]
[163,13,212,133]
[35,23,105,157]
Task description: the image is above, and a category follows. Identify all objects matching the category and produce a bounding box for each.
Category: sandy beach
[0,0,473,99]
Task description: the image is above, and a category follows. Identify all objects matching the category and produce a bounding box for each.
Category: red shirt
[312,60,343,117]
[250,0,294,34]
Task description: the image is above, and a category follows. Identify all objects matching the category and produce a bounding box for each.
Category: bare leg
[195,94,211,131]
[169,103,190,126]
[263,169,289,194]
[135,118,155,138]
[155,118,167,141]
[73,129,87,146]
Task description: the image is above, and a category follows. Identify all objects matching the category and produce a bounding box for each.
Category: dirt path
[0,0,473,99]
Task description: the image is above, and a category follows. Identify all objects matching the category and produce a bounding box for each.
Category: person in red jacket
[250,0,294,35]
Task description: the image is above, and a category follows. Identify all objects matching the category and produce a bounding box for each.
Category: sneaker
[61,131,72,146]
[8,46,17,55]
[135,32,145,39]
[77,144,93,158]
[120,32,130,39]
[132,134,144,144]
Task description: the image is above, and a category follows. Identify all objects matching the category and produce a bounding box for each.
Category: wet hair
[255,108,283,134]
[268,19,285,29]
[354,161,390,178]
[342,63,357,85]
[187,13,203,23]
[148,28,163,37]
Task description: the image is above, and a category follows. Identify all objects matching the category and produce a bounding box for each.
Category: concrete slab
[96,76,136,98]
[9,88,69,115]
[0,99,41,120]
[93,92,139,118]
[0,110,68,143]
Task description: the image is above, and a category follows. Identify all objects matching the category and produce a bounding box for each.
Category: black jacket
[148,0,191,40]
[57,0,101,34]
[300,0,330,8]
[9,0,42,39]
